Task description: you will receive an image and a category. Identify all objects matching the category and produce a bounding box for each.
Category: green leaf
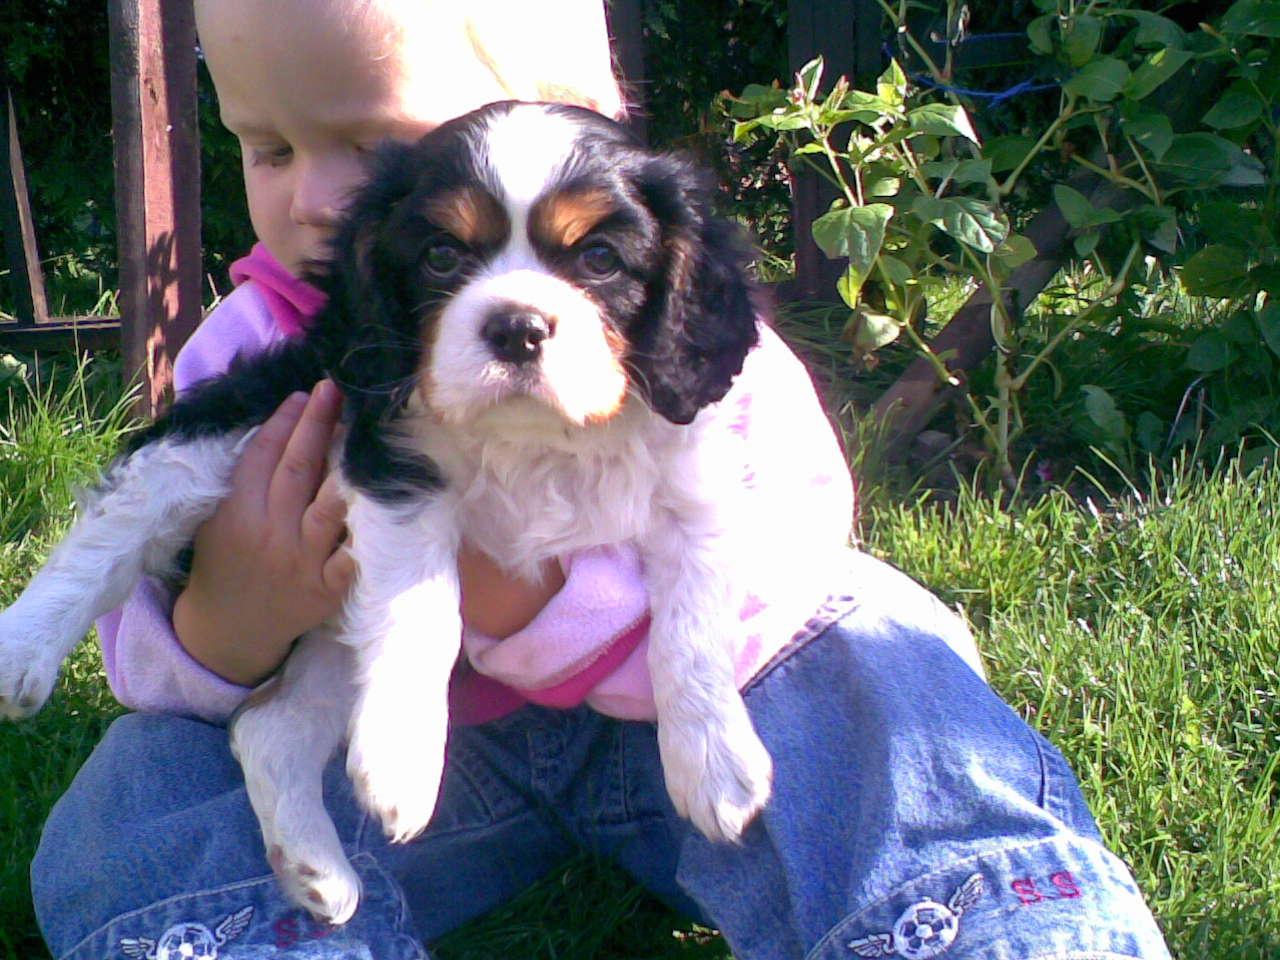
[1134,204,1178,254]
[1053,184,1122,229]
[1028,15,1054,54]
[1081,385,1128,440]
[850,310,902,352]
[812,203,894,301]
[907,104,980,143]
[877,254,913,287]
[1125,47,1193,100]
[1158,133,1266,187]
[877,59,907,109]
[1259,302,1280,357]
[1121,110,1174,160]
[1180,245,1254,298]
[1064,57,1131,102]
[727,84,789,117]
[1251,264,1280,294]
[983,135,1037,173]
[914,196,1008,253]
[993,234,1038,270]
[1064,15,1103,67]
[1185,332,1234,372]
[1075,232,1101,257]
[1197,201,1270,248]
[1222,310,1260,345]
[1220,0,1280,37]
[1203,88,1266,129]
[864,169,902,198]
[923,158,994,187]
[1119,11,1187,48]
[795,57,825,102]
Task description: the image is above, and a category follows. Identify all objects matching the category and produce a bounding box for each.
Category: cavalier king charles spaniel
[0,101,829,923]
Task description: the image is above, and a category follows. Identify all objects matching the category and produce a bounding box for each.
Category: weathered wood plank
[107,0,202,416]
[0,318,122,353]
[1,88,50,327]
[607,0,648,142]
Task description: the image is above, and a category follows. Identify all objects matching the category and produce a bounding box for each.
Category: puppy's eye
[579,242,621,278]
[423,242,464,279]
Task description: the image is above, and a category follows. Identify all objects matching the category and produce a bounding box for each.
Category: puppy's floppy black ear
[630,157,760,425]
[310,140,424,403]
[306,139,444,502]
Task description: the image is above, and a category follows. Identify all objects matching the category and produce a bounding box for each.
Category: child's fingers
[267,380,344,519]
[322,545,357,598]
[233,390,311,506]
[301,470,349,559]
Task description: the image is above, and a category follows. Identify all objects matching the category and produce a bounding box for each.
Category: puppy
[0,101,843,924]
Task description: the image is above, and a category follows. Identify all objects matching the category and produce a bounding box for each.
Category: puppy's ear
[313,140,423,405]
[629,157,760,425]
[311,140,443,502]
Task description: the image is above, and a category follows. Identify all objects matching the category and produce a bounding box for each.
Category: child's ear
[628,157,760,425]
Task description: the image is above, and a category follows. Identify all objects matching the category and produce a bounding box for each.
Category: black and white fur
[0,102,807,923]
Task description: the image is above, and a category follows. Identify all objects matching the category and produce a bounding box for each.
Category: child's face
[197,0,514,275]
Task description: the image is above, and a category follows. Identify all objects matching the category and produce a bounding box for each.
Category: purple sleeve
[97,284,283,721]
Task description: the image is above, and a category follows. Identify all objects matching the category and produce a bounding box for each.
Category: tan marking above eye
[421,188,509,249]
[530,188,618,250]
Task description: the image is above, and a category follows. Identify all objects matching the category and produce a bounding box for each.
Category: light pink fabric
[100,244,854,724]
[229,243,326,337]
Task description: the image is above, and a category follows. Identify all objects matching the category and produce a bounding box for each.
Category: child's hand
[173,380,354,686]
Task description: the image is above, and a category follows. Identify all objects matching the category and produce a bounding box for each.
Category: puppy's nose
[482,308,552,365]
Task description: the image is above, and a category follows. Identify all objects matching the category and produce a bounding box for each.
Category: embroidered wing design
[214,905,254,945]
[118,937,157,960]
[947,873,985,916]
[848,932,897,957]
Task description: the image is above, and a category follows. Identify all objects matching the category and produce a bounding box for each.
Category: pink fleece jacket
[99,244,855,725]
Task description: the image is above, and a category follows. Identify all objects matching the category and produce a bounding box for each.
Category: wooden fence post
[784,0,882,303]
[107,0,202,417]
[607,0,648,143]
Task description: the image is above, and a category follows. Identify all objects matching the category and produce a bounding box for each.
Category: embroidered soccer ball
[118,906,253,960]
[847,874,983,959]
[154,924,220,960]
[891,900,959,960]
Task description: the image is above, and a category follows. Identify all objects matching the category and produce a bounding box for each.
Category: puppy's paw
[346,702,445,844]
[266,839,362,927]
[659,699,773,844]
[0,612,61,720]
[234,699,360,924]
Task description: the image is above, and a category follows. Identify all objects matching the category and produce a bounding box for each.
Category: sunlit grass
[0,353,1276,958]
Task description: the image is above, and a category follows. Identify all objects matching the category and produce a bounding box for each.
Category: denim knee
[32,713,425,960]
[671,560,1171,960]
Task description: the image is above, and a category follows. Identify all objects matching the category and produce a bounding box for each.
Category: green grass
[1,353,1277,958]
[0,355,134,958]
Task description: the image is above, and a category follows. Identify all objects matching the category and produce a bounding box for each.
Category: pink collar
[228,243,327,337]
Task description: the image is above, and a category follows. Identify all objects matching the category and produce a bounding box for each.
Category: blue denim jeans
[32,553,1171,960]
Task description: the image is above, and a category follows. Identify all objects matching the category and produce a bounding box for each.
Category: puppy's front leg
[341,491,462,843]
[643,516,773,844]
[0,432,249,719]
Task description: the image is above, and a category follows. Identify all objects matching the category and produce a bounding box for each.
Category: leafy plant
[726,0,1278,482]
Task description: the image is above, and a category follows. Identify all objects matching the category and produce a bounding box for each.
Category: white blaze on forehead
[480,105,583,212]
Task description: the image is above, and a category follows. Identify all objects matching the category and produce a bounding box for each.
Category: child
[31,2,1173,958]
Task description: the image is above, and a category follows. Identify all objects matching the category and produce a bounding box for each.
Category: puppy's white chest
[417,404,700,576]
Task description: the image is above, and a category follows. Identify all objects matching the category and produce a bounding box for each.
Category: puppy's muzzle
[482,306,554,365]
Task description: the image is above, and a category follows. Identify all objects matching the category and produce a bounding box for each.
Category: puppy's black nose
[482,308,552,365]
